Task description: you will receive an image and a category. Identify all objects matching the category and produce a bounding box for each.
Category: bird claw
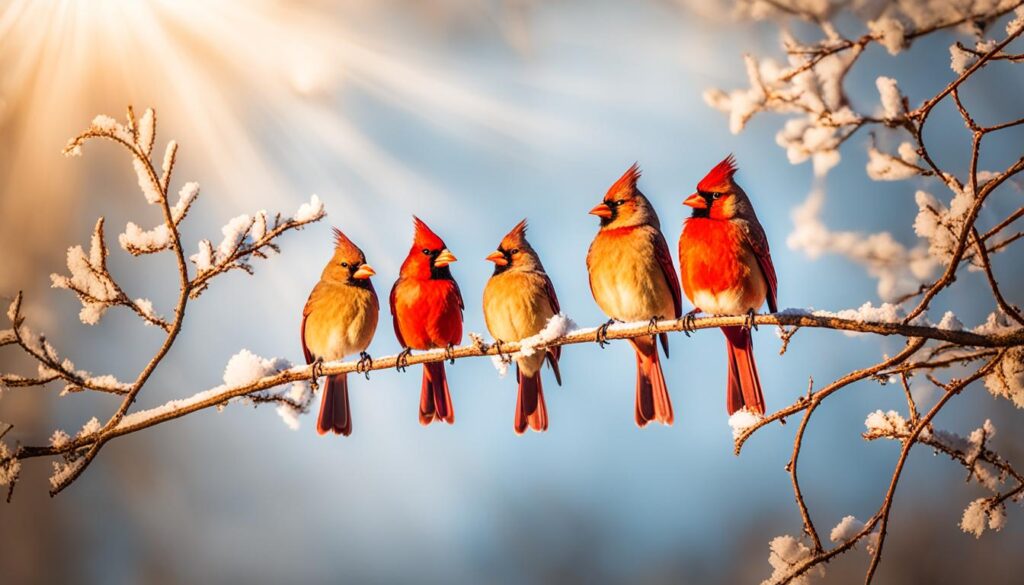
[396,348,412,372]
[356,351,373,380]
[310,357,324,391]
[744,309,759,332]
[595,318,616,348]
[647,316,662,335]
[680,309,701,337]
[444,343,456,364]
[493,339,507,362]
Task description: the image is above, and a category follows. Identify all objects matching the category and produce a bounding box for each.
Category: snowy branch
[708,2,1024,582]
[0,106,322,499]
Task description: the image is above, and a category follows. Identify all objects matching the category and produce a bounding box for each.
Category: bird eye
[615,199,626,206]
[422,248,430,255]
[712,193,722,200]
[511,248,519,255]
[341,262,349,267]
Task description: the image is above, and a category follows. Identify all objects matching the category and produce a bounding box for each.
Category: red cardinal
[586,164,681,427]
[482,219,562,434]
[678,155,777,415]
[390,217,463,425]
[301,228,379,436]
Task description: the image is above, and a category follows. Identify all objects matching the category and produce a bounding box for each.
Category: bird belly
[680,220,767,315]
[304,287,379,360]
[483,274,554,376]
[394,279,462,349]
[590,253,674,322]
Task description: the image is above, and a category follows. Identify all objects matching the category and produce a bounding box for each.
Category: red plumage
[679,155,774,415]
[697,154,737,193]
[607,162,642,199]
[390,217,463,425]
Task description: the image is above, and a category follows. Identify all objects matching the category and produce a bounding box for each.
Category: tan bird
[482,220,562,434]
[586,164,681,427]
[301,228,379,436]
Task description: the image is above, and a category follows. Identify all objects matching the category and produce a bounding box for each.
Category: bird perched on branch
[483,219,563,434]
[586,164,681,427]
[390,217,463,425]
[301,228,379,436]
[678,155,777,416]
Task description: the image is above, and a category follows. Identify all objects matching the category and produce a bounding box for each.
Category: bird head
[401,216,457,280]
[324,228,375,285]
[485,219,543,275]
[684,154,751,220]
[590,163,660,229]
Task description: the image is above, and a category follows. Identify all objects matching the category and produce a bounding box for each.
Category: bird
[482,219,563,434]
[677,154,777,416]
[390,217,464,425]
[301,228,379,436]
[586,163,681,427]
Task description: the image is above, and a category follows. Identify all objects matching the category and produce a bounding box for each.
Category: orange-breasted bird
[482,219,563,434]
[390,217,463,425]
[301,228,379,436]
[678,155,777,415]
[586,164,681,427]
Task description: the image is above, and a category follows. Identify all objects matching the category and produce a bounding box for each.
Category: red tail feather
[722,326,765,415]
[629,335,674,427]
[317,373,352,436]
[419,362,455,425]
[515,367,548,434]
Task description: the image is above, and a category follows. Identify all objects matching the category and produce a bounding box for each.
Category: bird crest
[500,218,529,249]
[332,227,360,253]
[606,162,641,200]
[412,216,446,249]
[697,154,738,192]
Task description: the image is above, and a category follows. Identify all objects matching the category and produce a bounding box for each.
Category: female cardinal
[482,219,563,434]
[678,155,777,416]
[586,163,681,427]
[301,228,379,436]
[390,217,463,425]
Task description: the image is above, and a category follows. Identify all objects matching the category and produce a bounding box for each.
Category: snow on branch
[0,106,323,499]
[706,2,1024,583]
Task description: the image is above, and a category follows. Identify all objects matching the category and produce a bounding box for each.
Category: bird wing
[652,230,683,319]
[542,272,562,365]
[542,273,560,315]
[452,277,465,311]
[741,220,778,313]
[389,279,408,348]
[300,313,314,365]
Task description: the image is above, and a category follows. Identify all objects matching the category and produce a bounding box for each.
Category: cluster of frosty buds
[188,194,325,299]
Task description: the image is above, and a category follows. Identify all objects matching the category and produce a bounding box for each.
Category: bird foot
[647,316,663,335]
[680,309,701,337]
[356,351,373,380]
[596,318,616,348]
[744,309,759,332]
[444,343,456,365]
[396,348,412,372]
[310,357,324,391]
[493,339,509,362]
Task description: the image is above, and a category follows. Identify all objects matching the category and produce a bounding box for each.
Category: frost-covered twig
[708,3,1024,582]
[0,107,323,496]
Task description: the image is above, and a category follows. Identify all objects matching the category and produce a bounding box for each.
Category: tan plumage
[302,228,379,436]
[482,219,562,434]
[586,164,681,427]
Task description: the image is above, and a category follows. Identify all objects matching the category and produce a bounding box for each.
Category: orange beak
[434,248,457,267]
[683,193,707,209]
[485,250,508,266]
[589,202,613,219]
[352,263,376,279]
